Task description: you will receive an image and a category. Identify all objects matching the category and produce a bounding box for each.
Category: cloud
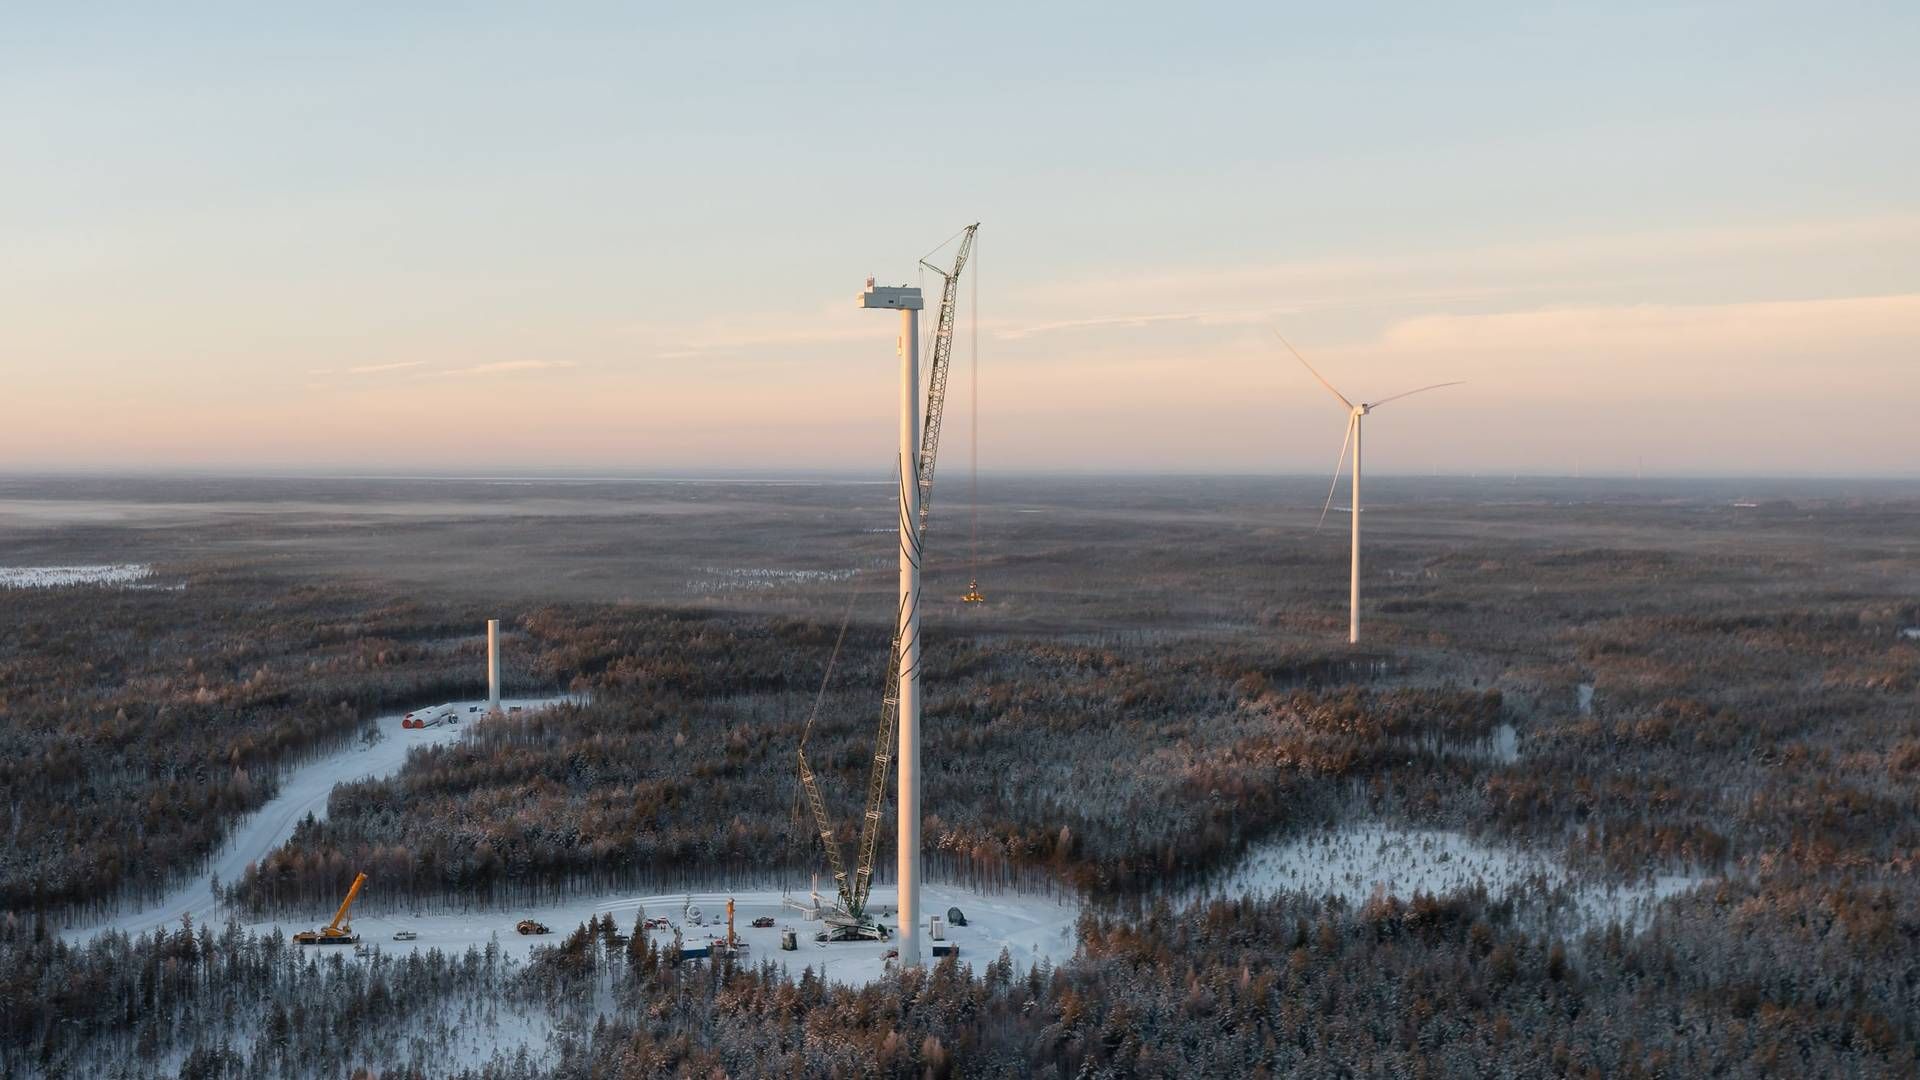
[1379,294,1920,352]
[1027,214,1920,318]
[436,360,579,377]
[303,360,429,377]
[995,311,1269,340]
[346,360,427,375]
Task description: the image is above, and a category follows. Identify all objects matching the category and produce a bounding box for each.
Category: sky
[3,2,1917,477]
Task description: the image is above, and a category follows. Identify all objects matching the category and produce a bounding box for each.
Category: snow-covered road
[63,697,573,941]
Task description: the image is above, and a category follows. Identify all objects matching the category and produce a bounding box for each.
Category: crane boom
[799,225,977,923]
[912,224,977,537]
[329,871,367,932]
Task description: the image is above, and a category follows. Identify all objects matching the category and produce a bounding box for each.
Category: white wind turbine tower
[1277,331,1463,645]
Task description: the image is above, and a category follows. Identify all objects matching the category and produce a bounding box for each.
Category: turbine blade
[1272,329,1353,410]
[1317,414,1355,531]
[1368,380,1466,409]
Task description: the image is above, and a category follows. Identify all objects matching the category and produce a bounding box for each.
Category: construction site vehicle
[293,872,367,945]
[819,913,888,942]
[946,906,967,927]
[402,704,457,730]
[392,930,417,941]
[516,919,550,936]
[751,916,775,928]
[961,581,985,604]
[643,917,671,931]
[796,224,977,940]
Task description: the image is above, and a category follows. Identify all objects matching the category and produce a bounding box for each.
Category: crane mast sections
[912,226,976,537]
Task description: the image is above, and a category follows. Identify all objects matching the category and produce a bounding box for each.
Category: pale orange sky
[4,7,1917,476]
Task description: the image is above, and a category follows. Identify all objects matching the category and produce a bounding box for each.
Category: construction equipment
[961,581,985,604]
[401,704,457,730]
[796,224,977,939]
[293,872,367,945]
[516,919,550,936]
[714,897,749,958]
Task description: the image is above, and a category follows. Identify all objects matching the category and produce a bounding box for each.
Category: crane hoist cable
[963,232,984,604]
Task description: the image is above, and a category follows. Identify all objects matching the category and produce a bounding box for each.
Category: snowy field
[0,562,153,588]
[285,882,1079,985]
[1193,824,1701,930]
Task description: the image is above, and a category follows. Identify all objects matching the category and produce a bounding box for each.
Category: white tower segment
[487,619,501,710]
[859,277,926,967]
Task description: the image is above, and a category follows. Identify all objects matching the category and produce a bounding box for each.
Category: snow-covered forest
[3,475,1917,1075]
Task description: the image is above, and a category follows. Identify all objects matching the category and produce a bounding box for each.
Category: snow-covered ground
[0,562,153,588]
[284,882,1079,985]
[687,566,860,593]
[1193,824,1700,930]
[62,696,574,942]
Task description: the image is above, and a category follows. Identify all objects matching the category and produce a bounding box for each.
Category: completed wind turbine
[1277,331,1462,644]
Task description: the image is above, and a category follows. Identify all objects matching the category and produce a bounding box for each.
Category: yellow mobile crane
[294,872,367,945]
[796,224,976,940]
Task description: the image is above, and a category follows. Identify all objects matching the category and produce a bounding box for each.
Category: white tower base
[860,277,926,969]
[486,619,501,710]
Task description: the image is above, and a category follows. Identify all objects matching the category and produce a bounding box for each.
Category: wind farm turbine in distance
[1277,331,1464,645]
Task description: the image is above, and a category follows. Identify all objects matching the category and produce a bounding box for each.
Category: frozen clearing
[63,696,574,942]
[1196,824,1700,930]
[0,562,152,588]
[252,882,1080,986]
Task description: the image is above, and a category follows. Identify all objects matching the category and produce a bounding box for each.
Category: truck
[401,704,459,730]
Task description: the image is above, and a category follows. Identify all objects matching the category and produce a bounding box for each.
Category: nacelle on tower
[859,279,923,310]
